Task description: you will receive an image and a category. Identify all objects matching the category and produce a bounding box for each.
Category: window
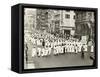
[73,15,75,19]
[55,14,60,18]
[65,14,70,19]
[65,10,70,12]
[88,12,92,16]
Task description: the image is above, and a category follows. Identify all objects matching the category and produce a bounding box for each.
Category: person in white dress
[69,44,72,53]
[65,44,68,53]
[37,47,41,57]
[78,42,82,52]
[41,48,45,57]
[71,44,74,53]
[32,47,37,57]
[84,44,87,52]
[58,45,62,54]
[74,44,78,53]
[53,45,58,55]
[36,39,40,46]
[48,45,51,56]
[67,44,70,53]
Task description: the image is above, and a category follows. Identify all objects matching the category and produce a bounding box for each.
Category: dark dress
[81,46,84,59]
[42,39,45,47]
[25,44,28,63]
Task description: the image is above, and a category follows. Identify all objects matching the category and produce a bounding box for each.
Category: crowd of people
[24,29,94,59]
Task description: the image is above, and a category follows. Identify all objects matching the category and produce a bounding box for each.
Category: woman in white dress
[32,47,37,57]
[48,45,51,56]
[41,48,45,57]
[83,44,87,52]
[65,44,68,53]
[67,44,70,53]
[37,47,41,57]
[53,45,58,55]
[78,42,82,52]
[71,44,74,53]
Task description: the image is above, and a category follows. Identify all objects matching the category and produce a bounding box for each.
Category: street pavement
[25,52,94,69]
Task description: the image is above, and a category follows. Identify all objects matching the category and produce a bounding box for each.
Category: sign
[81,36,87,44]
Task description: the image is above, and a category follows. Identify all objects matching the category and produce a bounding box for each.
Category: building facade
[60,10,75,37]
[36,9,76,37]
[24,8,36,32]
[36,9,48,31]
[75,11,95,41]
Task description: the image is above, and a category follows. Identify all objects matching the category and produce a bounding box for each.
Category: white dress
[41,48,45,56]
[58,46,62,54]
[54,46,57,55]
[62,46,64,53]
[71,45,74,53]
[48,47,51,55]
[65,45,68,53]
[78,43,82,52]
[32,48,37,57]
[84,44,87,52]
[37,39,41,46]
[91,45,94,52]
[67,45,70,52]
[37,47,41,56]
[69,45,72,52]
